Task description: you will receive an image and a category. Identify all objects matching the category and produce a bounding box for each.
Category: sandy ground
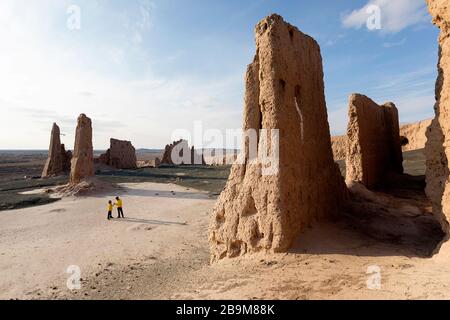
[0,182,213,299]
[2,181,450,300]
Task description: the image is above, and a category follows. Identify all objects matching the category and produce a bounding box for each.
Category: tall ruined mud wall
[425,0,450,247]
[331,120,431,161]
[161,139,205,165]
[70,114,94,184]
[42,123,64,178]
[331,135,347,161]
[99,138,137,169]
[346,94,403,189]
[209,14,347,262]
[42,123,71,177]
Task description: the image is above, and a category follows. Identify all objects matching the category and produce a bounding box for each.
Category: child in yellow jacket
[107,200,113,220]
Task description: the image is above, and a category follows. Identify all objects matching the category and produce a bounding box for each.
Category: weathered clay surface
[61,144,72,172]
[161,139,205,165]
[99,138,137,169]
[42,123,71,177]
[425,0,450,252]
[70,114,94,184]
[331,135,347,161]
[42,123,63,177]
[161,140,181,165]
[345,94,403,189]
[331,119,431,161]
[400,119,432,151]
[209,14,347,262]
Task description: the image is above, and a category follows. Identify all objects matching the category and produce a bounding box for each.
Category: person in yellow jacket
[115,196,125,219]
[107,200,113,220]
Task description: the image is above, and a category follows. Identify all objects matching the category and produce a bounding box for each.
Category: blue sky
[0,0,438,149]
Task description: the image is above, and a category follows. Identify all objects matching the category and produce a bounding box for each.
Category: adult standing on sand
[115,196,125,219]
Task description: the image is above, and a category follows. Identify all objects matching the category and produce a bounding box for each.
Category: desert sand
[0,182,213,299]
[1,180,450,300]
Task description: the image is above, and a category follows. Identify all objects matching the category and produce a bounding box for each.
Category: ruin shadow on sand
[290,173,445,258]
[111,217,187,226]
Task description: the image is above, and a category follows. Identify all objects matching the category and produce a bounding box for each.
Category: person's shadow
[112,217,186,226]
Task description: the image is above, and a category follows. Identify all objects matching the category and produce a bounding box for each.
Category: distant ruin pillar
[161,139,205,165]
[209,14,347,262]
[70,114,94,184]
[98,138,137,169]
[42,123,63,178]
[345,94,403,189]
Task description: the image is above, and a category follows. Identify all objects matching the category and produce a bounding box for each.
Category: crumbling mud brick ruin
[98,138,137,170]
[209,14,347,262]
[69,114,94,184]
[331,119,432,161]
[425,0,450,254]
[345,94,403,189]
[42,123,72,178]
[161,139,206,165]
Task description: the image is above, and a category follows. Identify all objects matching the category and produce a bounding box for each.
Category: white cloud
[128,0,156,45]
[365,67,436,97]
[328,91,435,136]
[325,34,346,47]
[0,0,244,150]
[137,0,155,30]
[342,0,429,33]
[328,104,349,136]
[383,38,407,48]
[327,66,436,136]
